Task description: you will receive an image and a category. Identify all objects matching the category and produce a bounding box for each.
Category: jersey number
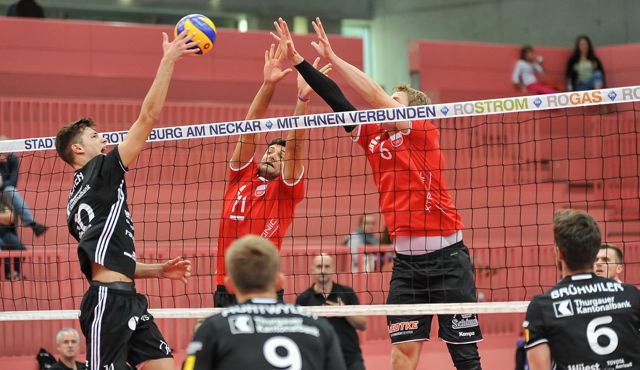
[75,203,95,238]
[230,185,247,221]
[586,315,618,355]
[263,336,301,370]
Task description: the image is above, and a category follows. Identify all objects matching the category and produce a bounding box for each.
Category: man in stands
[524,209,640,370]
[185,235,346,370]
[50,328,86,370]
[594,243,624,282]
[296,254,367,369]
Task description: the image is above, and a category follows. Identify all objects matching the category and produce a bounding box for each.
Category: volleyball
[174,14,217,55]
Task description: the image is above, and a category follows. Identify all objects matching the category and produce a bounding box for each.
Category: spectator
[296,254,367,370]
[6,0,44,17]
[0,142,48,236]
[0,196,25,280]
[512,45,559,95]
[344,214,379,272]
[565,35,605,91]
[50,328,86,370]
[594,243,623,282]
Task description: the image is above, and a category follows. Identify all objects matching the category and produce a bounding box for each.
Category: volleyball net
[0,86,639,323]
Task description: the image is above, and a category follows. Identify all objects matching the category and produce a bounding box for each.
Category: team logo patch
[553,299,574,318]
[128,316,139,331]
[451,314,479,330]
[229,315,255,334]
[390,132,404,147]
[254,184,267,197]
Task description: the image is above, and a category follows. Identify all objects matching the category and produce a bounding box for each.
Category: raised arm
[118,31,199,167]
[272,18,357,134]
[310,18,402,112]
[282,59,331,183]
[230,44,293,169]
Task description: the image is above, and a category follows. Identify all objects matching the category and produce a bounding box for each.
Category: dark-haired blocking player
[524,210,640,370]
[185,235,346,370]
[273,18,481,370]
[55,31,196,370]
[214,44,330,307]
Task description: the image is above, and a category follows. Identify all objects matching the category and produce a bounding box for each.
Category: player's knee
[446,342,481,370]
[391,342,421,370]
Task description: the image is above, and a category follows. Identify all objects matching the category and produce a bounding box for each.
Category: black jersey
[66,147,136,280]
[184,298,347,370]
[524,273,640,370]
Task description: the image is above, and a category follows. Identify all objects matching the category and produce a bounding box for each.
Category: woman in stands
[512,45,559,95]
[565,35,606,91]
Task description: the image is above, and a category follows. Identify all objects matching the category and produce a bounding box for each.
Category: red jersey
[354,119,463,240]
[215,159,305,284]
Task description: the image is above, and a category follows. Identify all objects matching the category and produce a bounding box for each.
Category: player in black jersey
[524,209,640,370]
[54,31,197,370]
[185,235,346,370]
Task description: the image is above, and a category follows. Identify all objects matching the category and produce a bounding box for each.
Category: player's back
[185,298,346,370]
[524,273,640,369]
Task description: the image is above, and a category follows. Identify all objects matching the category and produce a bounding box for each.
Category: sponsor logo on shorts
[451,314,479,330]
[128,316,139,331]
[159,340,172,355]
[459,331,476,337]
[388,320,419,334]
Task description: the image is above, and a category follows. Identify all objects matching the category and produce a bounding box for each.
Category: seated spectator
[565,35,605,91]
[594,243,623,282]
[512,45,559,95]
[344,214,379,272]
[6,0,44,18]
[0,140,48,236]
[0,197,26,280]
[50,328,86,370]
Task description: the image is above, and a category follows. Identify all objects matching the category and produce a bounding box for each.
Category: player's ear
[71,143,84,156]
[224,276,236,294]
[616,264,623,275]
[274,272,285,292]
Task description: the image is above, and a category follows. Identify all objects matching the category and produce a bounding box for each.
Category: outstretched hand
[162,30,201,62]
[311,17,335,60]
[297,57,332,100]
[263,42,293,84]
[270,17,304,65]
[161,256,192,284]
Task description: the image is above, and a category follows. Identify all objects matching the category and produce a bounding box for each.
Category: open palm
[264,43,292,84]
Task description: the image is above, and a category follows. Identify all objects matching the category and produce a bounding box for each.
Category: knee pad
[446,342,481,370]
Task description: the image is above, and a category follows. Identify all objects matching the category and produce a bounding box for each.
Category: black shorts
[386,241,483,344]
[79,282,173,369]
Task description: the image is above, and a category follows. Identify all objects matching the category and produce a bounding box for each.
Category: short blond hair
[225,235,279,293]
[393,84,431,106]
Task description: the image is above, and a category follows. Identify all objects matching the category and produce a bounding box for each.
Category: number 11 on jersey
[230,185,248,221]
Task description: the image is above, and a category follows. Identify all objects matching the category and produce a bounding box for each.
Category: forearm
[282,100,307,181]
[327,53,388,107]
[295,60,356,113]
[134,262,163,279]
[139,57,176,122]
[347,315,367,330]
[246,82,277,120]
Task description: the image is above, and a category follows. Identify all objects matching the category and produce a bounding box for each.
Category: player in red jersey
[273,18,481,370]
[214,43,331,307]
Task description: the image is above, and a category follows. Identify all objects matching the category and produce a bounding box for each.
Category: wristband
[298,94,310,102]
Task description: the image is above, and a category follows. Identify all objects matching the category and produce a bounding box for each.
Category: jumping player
[54,31,195,370]
[214,44,330,306]
[272,17,482,370]
[185,235,346,370]
[524,210,640,370]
